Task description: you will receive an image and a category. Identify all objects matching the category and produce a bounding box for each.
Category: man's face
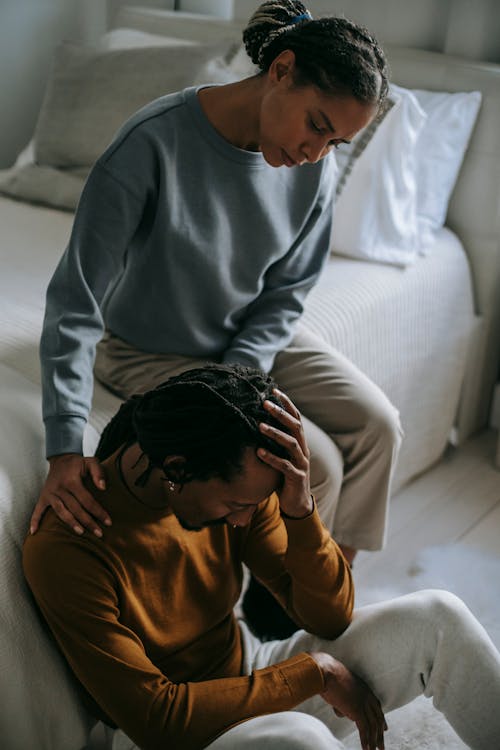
[167,447,281,531]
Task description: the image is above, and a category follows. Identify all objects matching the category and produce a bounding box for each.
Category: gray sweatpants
[209,590,500,749]
[95,326,403,550]
[111,591,500,750]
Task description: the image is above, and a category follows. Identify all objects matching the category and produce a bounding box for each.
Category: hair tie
[291,11,312,24]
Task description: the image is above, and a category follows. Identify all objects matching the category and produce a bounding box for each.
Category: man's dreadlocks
[95,363,289,485]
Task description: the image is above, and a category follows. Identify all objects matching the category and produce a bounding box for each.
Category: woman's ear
[162,456,187,483]
[268,49,296,84]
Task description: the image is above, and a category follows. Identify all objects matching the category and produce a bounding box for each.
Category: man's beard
[176,514,228,532]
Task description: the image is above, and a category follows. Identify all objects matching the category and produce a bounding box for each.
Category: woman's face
[259,50,378,168]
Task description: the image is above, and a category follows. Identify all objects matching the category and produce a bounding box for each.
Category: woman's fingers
[32,454,111,536]
[54,489,105,537]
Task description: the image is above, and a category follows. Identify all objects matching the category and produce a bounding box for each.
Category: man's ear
[268,49,296,84]
[163,456,187,483]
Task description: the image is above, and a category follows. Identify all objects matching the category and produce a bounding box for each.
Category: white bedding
[0,362,94,750]
[0,118,476,750]
[0,195,475,489]
[303,228,476,488]
[0,196,120,447]
[0,8,495,748]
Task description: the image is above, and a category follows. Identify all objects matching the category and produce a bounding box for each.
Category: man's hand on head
[30,453,111,537]
[257,389,313,518]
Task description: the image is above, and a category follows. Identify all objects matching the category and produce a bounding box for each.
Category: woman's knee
[309,437,344,498]
[302,415,344,524]
[365,397,403,456]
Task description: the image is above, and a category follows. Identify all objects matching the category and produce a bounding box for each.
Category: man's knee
[209,712,342,749]
[421,588,471,629]
[286,713,342,749]
[257,712,342,749]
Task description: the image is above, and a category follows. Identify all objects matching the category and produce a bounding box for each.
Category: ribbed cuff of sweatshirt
[282,500,329,549]
[44,415,87,458]
[273,652,325,700]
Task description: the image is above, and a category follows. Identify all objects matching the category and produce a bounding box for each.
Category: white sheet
[0,191,476,750]
[0,362,95,750]
[301,228,476,489]
[0,196,121,443]
[0,195,476,488]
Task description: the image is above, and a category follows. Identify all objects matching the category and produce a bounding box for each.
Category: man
[23,365,500,750]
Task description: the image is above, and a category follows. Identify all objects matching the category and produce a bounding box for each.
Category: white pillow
[99,27,200,50]
[331,87,427,267]
[12,139,35,168]
[194,42,257,85]
[331,82,481,264]
[407,85,482,251]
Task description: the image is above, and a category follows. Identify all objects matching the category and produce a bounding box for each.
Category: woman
[33,1,402,625]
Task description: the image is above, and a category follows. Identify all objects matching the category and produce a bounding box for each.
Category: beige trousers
[94,326,402,550]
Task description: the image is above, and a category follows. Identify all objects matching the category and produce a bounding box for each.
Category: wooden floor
[355,428,500,588]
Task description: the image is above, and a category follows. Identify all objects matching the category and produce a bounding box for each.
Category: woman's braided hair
[243,0,389,108]
[95,364,289,485]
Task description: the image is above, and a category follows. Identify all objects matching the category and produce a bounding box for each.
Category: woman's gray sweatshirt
[40,86,336,457]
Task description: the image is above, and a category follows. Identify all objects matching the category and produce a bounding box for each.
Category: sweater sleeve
[222,156,336,373]
[242,495,354,639]
[40,161,146,457]
[23,536,324,750]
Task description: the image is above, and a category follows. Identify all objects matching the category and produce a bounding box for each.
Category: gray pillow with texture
[0,39,232,210]
[34,40,230,169]
[0,164,89,212]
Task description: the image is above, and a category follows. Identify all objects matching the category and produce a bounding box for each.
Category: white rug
[343,544,500,750]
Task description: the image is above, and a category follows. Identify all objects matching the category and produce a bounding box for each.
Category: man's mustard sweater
[23,450,353,750]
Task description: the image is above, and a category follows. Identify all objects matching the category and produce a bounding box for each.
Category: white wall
[178,0,233,18]
[0,0,81,168]
[0,0,174,169]
[233,0,500,63]
[1,0,499,169]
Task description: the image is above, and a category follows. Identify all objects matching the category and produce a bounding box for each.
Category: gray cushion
[0,164,89,212]
[35,40,231,168]
[0,39,232,210]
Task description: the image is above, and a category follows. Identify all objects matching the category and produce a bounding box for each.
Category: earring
[168,480,175,492]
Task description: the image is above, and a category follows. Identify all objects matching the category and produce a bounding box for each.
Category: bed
[0,6,499,750]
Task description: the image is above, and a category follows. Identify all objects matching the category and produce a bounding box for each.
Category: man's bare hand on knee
[310,651,387,750]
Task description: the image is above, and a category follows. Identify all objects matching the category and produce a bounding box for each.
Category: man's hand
[30,453,111,537]
[257,388,312,518]
[310,651,387,750]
